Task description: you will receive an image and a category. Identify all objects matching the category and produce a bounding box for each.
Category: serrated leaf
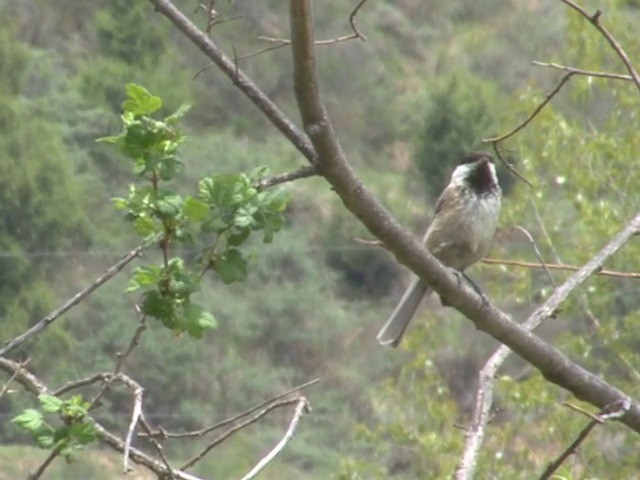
[69,422,97,445]
[213,248,248,284]
[183,196,210,222]
[127,265,162,292]
[34,427,56,449]
[122,83,162,115]
[39,394,64,413]
[141,290,177,328]
[12,409,44,431]
[134,216,158,237]
[183,302,216,338]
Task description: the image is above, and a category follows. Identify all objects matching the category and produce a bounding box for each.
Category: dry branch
[0,246,143,358]
[481,258,640,280]
[456,211,640,479]
[559,0,640,91]
[537,400,630,480]
[532,61,634,81]
[0,358,203,480]
[240,397,311,480]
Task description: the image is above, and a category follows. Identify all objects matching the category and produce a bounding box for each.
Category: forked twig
[142,378,319,440]
[559,0,640,92]
[532,61,633,81]
[240,397,311,480]
[537,399,631,480]
[484,73,573,144]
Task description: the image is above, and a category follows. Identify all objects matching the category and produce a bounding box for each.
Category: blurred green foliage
[1,0,640,478]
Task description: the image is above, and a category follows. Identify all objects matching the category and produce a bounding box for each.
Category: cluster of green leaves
[100,84,288,337]
[12,394,96,461]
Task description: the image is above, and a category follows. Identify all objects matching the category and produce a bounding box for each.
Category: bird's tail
[377,277,430,348]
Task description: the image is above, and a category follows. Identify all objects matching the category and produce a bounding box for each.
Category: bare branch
[492,146,533,188]
[0,359,204,480]
[537,400,631,480]
[258,165,319,190]
[481,258,640,280]
[142,377,319,440]
[53,373,111,396]
[123,378,144,473]
[511,226,555,285]
[0,358,28,401]
[140,417,176,479]
[0,246,143,358]
[180,397,302,470]
[484,73,573,144]
[31,447,63,480]
[147,0,317,164]
[290,0,640,437]
[89,316,147,410]
[559,0,640,92]
[456,211,640,479]
[240,397,311,480]
[532,61,633,81]
[259,0,369,46]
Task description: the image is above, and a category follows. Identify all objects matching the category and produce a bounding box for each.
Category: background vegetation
[1,0,639,478]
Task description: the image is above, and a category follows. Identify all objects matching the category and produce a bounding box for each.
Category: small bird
[377,152,502,347]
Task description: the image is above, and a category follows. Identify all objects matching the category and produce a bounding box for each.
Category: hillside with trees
[1,0,639,479]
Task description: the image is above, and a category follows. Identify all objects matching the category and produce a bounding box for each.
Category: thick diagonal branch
[289,0,640,435]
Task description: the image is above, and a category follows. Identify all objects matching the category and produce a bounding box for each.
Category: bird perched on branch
[377,152,502,347]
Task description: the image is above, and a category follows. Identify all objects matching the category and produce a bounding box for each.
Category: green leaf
[134,216,158,237]
[182,302,216,338]
[214,248,248,284]
[39,394,64,413]
[122,83,162,115]
[166,103,192,124]
[127,265,162,292]
[141,290,176,328]
[33,427,56,449]
[156,193,183,219]
[183,196,210,223]
[227,228,251,246]
[12,409,44,431]
[69,422,97,445]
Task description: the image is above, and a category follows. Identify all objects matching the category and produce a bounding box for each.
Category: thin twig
[53,373,111,396]
[30,445,64,480]
[563,401,604,423]
[559,0,640,92]
[142,377,319,439]
[0,358,28,401]
[483,73,573,144]
[480,258,639,280]
[237,43,291,61]
[511,226,555,285]
[140,416,176,480]
[180,397,302,470]
[240,397,311,480]
[532,61,633,81]
[492,146,533,188]
[89,316,147,411]
[0,246,143,357]
[123,379,144,473]
[259,0,369,47]
[537,400,631,480]
[258,165,319,190]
